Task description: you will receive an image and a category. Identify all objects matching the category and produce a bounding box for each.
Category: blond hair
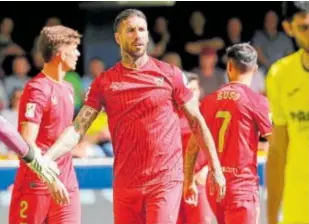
[38,25,82,62]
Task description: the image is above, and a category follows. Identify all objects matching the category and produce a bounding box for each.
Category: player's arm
[17,84,61,185]
[0,115,31,159]
[182,98,221,176]
[45,75,103,161]
[265,67,288,224]
[266,125,288,224]
[45,105,99,160]
[185,37,224,55]
[171,68,224,193]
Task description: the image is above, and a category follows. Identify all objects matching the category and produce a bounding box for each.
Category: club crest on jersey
[154,77,164,86]
[25,103,36,118]
[51,96,58,105]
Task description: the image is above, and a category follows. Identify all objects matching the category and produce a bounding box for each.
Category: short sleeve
[19,82,48,125]
[84,74,104,111]
[266,65,287,126]
[253,96,272,137]
[172,67,193,106]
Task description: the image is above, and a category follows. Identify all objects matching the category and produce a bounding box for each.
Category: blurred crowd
[0,9,295,160]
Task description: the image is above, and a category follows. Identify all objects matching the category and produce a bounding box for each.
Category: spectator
[4,55,30,97]
[0,80,8,110]
[191,48,227,98]
[252,10,295,72]
[161,52,193,79]
[82,57,105,96]
[219,17,245,68]
[0,18,24,63]
[148,16,171,58]
[161,52,183,69]
[182,11,224,70]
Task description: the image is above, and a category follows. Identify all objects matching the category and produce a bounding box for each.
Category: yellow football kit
[267,49,309,224]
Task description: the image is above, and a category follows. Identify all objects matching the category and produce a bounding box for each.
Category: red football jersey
[84,57,193,187]
[200,82,272,191]
[15,73,78,194]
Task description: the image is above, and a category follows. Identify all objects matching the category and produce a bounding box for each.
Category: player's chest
[103,72,173,112]
[282,74,309,128]
[45,87,75,120]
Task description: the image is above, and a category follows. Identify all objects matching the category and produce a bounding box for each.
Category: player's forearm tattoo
[184,135,199,184]
[182,100,221,172]
[73,105,99,136]
[45,105,99,161]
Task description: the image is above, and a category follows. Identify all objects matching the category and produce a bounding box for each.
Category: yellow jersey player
[266,2,309,224]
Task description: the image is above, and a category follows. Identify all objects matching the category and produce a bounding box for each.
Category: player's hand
[208,169,226,202]
[25,148,60,184]
[48,178,70,206]
[183,181,198,206]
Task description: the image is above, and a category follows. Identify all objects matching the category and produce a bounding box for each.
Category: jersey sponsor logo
[154,77,164,86]
[25,103,36,118]
[287,88,300,97]
[290,110,309,122]
[110,82,125,91]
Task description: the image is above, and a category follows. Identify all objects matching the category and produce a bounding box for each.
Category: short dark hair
[282,1,309,21]
[226,43,257,72]
[114,9,147,32]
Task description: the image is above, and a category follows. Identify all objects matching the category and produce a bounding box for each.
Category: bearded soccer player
[9,25,81,224]
[0,115,59,183]
[266,2,309,224]
[176,74,214,224]
[184,43,272,224]
[42,9,225,224]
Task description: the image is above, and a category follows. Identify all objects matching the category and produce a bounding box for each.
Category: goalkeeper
[0,115,60,184]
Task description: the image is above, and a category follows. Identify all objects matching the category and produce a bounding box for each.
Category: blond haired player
[266,2,309,224]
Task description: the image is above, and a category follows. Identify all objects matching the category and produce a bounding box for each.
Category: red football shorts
[113,181,182,224]
[9,186,81,224]
[177,184,214,224]
[206,181,260,224]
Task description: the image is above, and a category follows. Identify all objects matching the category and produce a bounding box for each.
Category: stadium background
[0,1,287,223]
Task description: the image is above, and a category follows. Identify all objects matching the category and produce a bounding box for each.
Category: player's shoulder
[24,73,49,91]
[63,80,74,92]
[99,61,123,80]
[267,50,301,79]
[150,57,180,76]
[200,90,217,107]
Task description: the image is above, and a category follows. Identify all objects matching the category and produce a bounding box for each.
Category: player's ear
[115,32,121,45]
[253,64,258,74]
[282,20,293,37]
[227,60,232,73]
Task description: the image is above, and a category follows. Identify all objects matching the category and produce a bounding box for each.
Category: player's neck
[121,52,149,69]
[301,50,309,71]
[230,75,252,86]
[42,63,66,83]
